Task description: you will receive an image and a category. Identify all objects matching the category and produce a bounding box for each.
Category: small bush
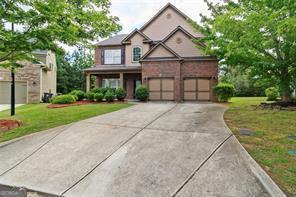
[104,90,115,102]
[214,83,235,102]
[69,90,86,101]
[51,95,76,104]
[94,93,104,102]
[135,85,149,101]
[292,96,296,103]
[86,92,95,101]
[115,87,126,101]
[265,87,279,101]
[91,88,101,94]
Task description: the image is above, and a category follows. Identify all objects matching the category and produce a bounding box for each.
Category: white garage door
[0,81,27,104]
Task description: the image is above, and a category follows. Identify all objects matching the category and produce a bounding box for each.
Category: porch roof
[83,65,141,73]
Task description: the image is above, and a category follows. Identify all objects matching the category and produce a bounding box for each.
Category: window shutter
[101,49,104,65]
[121,48,125,64]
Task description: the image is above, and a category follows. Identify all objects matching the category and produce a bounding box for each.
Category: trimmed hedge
[115,87,126,101]
[51,95,76,104]
[104,90,115,102]
[69,90,86,101]
[265,87,279,101]
[94,93,104,102]
[214,83,235,102]
[135,85,149,101]
[86,92,95,101]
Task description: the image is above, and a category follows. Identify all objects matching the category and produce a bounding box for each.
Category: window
[102,79,120,89]
[104,49,121,64]
[132,47,142,62]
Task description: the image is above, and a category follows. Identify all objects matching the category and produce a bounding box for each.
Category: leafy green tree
[193,0,296,101]
[57,48,94,94]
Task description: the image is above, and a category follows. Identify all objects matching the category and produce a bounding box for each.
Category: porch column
[86,73,90,92]
[119,72,124,88]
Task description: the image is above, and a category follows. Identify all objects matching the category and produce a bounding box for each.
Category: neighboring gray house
[0,50,57,104]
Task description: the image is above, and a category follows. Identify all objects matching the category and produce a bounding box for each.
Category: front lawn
[0,103,132,143]
[224,97,296,196]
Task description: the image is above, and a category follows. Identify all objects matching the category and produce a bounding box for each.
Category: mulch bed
[47,100,127,109]
[0,119,21,132]
[254,101,296,111]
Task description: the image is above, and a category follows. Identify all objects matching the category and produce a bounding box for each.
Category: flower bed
[47,100,127,109]
[0,120,21,132]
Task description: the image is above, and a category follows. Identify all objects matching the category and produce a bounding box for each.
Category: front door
[133,79,141,98]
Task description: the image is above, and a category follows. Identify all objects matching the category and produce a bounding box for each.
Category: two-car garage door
[184,78,211,101]
[148,78,211,101]
[0,81,27,104]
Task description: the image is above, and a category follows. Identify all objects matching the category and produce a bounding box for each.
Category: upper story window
[104,49,121,64]
[132,47,142,62]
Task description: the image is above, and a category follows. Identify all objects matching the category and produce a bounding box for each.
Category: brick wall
[141,60,218,101]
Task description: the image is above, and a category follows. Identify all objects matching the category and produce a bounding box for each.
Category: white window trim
[132,46,142,63]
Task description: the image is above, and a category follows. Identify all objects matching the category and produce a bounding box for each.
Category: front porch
[84,67,142,99]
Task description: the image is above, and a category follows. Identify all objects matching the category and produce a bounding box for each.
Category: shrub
[69,90,86,101]
[86,92,95,101]
[94,93,104,102]
[91,88,101,94]
[51,95,76,104]
[214,83,235,102]
[115,87,126,101]
[135,85,149,101]
[265,87,279,101]
[104,90,115,102]
[291,96,296,103]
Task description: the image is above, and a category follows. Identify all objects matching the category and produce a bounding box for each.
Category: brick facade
[141,60,218,101]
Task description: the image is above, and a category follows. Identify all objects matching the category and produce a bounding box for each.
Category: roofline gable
[139,3,192,32]
[140,42,182,61]
[121,29,152,44]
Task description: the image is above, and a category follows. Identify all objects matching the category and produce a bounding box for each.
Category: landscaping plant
[265,87,279,101]
[135,86,149,101]
[69,90,86,101]
[94,93,104,102]
[86,92,95,101]
[51,95,76,104]
[115,87,126,101]
[104,90,115,102]
[214,83,235,102]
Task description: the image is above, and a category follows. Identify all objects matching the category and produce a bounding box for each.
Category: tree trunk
[280,66,291,102]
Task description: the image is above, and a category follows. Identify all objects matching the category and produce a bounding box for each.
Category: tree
[0,0,121,115]
[57,49,94,94]
[192,0,296,101]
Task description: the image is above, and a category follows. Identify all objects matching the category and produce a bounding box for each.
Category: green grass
[224,97,296,196]
[0,103,132,143]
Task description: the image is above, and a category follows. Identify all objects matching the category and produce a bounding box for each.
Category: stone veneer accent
[0,62,41,103]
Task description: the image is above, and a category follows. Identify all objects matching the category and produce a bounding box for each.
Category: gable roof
[140,42,182,61]
[139,3,191,32]
[97,34,128,46]
[121,29,152,44]
[163,25,206,48]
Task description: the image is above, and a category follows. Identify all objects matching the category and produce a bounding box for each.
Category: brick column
[95,75,101,88]
[175,61,182,102]
[119,72,124,88]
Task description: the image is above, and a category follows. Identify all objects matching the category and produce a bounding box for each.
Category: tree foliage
[57,48,93,94]
[193,0,296,101]
[0,0,121,67]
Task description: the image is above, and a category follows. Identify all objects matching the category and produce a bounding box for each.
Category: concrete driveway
[0,103,284,197]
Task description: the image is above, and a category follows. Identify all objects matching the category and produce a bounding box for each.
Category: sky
[64,0,216,52]
[110,0,212,35]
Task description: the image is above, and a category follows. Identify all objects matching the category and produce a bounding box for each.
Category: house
[84,3,218,101]
[0,50,57,104]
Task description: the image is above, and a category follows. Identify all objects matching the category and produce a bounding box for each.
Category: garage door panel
[198,79,210,91]
[184,79,196,91]
[149,92,161,100]
[161,92,174,100]
[0,81,27,104]
[184,92,196,100]
[162,79,174,91]
[198,92,210,101]
[149,79,161,91]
